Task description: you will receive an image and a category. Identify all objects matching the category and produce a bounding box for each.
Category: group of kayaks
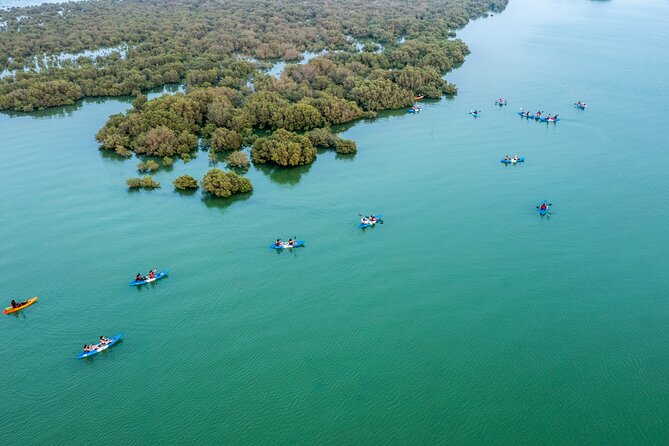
[517,109,560,122]
[482,97,568,217]
[3,270,170,359]
[77,271,167,358]
[270,214,382,250]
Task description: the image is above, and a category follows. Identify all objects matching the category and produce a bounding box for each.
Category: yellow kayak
[3,297,38,315]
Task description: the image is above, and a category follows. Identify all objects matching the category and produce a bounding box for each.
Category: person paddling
[10,299,28,308]
[135,273,143,282]
[505,155,511,161]
[275,239,282,247]
[287,239,295,247]
[540,202,548,211]
[148,270,156,280]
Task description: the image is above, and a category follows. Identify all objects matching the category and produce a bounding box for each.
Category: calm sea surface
[1,0,668,443]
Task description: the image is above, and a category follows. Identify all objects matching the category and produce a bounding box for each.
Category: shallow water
[1,0,669,444]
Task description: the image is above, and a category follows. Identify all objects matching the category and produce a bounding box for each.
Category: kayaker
[361,217,369,224]
[100,336,110,345]
[10,299,17,308]
[287,239,294,246]
[148,270,156,279]
[540,202,548,211]
[275,239,282,247]
[83,344,90,352]
[134,273,143,282]
[554,114,559,120]
[505,155,511,161]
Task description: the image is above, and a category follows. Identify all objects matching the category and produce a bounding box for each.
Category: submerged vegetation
[126,176,160,189]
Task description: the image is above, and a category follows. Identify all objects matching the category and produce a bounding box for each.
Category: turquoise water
[2,0,669,443]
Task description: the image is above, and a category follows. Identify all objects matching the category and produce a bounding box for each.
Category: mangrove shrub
[201,169,253,197]
[173,174,199,190]
[127,176,160,189]
[227,151,251,169]
[251,129,316,166]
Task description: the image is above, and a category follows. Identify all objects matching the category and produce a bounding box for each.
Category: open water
[1,0,668,443]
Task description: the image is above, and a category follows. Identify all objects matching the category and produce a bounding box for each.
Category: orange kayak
[414,95,424,100]
[3,297,38,314]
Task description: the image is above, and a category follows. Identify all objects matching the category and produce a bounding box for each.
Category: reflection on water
[201,191,252,210]
[254,162,313,186]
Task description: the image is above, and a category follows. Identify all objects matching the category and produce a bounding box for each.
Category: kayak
[3,297,38,315]
[270,240,305,249]
[130,271,168,286]
[574,103,587,109]
[539,117,560,122]
[517,112,540,120]
[77,334,123,359]
[538,201,549,216]
[469,112,480,117]
[414,95,424,100]
[359,214,382,229]
[407,108,421,114]
[495,101,507,106]
[500,157,525,164]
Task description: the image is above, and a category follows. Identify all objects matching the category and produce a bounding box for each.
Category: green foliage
[173,174,198,190]
[306,127,338,149]
[227,151,251,169]
[306,128,356,154]
[126,176,160,189]
[251,129,316,166]
[272,103,324,131]
[137,159,160,172]
[211,128,242,151]
[162,156,174,167]
[335,139,357,154]
[349,79,413,111]
[0,0,506,112]
[0,80,81,112]
[201,169,253,197]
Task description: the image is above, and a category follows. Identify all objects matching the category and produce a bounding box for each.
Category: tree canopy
[0,0,507,111]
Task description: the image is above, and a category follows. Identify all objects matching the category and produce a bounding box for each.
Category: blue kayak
[270,240,305,249]
[500,157,525,164]
[574,103,587,110]
[407,108,421,113]
[538,201,550,216]
[517,112,540,120]
[359,214,382,229]
[539,117,560,122]
[77,334,123,359]
[130,271,168,286]
[469,112,480,117]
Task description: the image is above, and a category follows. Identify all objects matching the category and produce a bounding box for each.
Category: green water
[2,0,669,443]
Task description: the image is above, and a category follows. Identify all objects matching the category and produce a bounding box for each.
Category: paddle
[535,203,553,208]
